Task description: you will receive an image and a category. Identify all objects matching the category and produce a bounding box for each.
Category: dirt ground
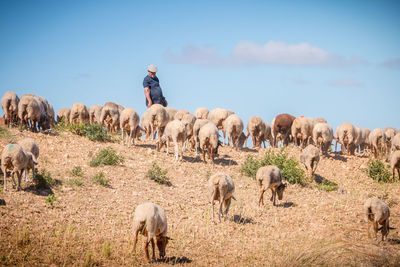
[0,128,400,266]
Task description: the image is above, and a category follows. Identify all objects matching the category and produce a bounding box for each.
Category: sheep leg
[150,238,156,260]
[224,198,231,218]
[244,132,250,148]
[211,145,215,165]
[133,229,139,257]
[11,172,17,189]
[373,221,378,240]
[202,145,207,163]
[397,169,400,180]
[16,171,22,191]
[382,220,389,241]
[174,140,179,161]
[258,186,266,206]
[211,198,215,222]
[3,170,6,191]
[121,129,125,145]
[219,195,224,222]
[129,128,133,147]
[180,139,185,161]
[195,138,199,157]
[144,239,151,262]
[271,188,277,206]
[252,136,256,148]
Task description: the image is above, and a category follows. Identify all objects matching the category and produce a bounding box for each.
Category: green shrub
[90,147,124,167]
[315,178,338,192]
[82,123,111,142]
[0,126,12,139]
[68,123,86,136]
[35,168,57,189]
[240,156,261,179]
[66,178,84,187]
[71,166,84,177]
[365,158,392,183]
[147,162,171,186]
[240,149,306,185]
[92,172,110,187]
[45,194,56,207]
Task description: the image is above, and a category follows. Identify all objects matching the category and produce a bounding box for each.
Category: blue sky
[1,0,399,131]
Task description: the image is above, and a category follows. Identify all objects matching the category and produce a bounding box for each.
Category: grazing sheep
[17,138,39,182]
[273,113,296,147]
[1,144,38,191]
[18,95,50,132]
[132,202,169,262]
[354,127,371,155]
[173,109,189,120]
[364,197,390,241]
[140,109,153,140]
[165,107,178,122]
[390,150,400,179]
[192,119,210,156]
[181,113,196,148]
[369,128,387,159]
[208,172,235,222]
[223,114,244,150]
[260,122,274,148]
[336,122,357,155]
[312,117,327,127]
[237,132,247,148]
[291,116,313,148]
[195,107,209,119]
[391,133,400,153]
[207,108,229,143]
[312,122,333,154]
[120,108,140,147]
[159,120,186,161]
[70,102,90,124]
[256,165,287,206]
[57,108,71,124]
[300,144,320,177]
[199,122,220,164]
[39,97,55,128]
[89,105,103,124]
[147,104,169,148]
[99,102,120,132]
[271,116,284,148]
[1,91,19,127]
[245,116,266,148]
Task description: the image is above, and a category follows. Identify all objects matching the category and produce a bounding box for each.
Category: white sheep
[140,109,153,140]
[207,108,229,143]
[300,144,320,177]
[132,202,170,262]
[312,122,333,154]
[195,107,209,119]
[147,104,169,147]
[291,116,313,148]
[165,107,178,122]
[18,95,50,132]
[1,91,19,127]
[208,172,236,222]
[369,128,387,159]
[192,119,210,156]
[223,114,244,150]
[99,102,120,132]
[354,127,371,155]
[260,122,273,148]
[391,132,400,153]
[199,122,220,164]
[390,150,400,179]
[89,105,103,124]
[336,122,357,155]
[245,116,266,148]
[181,113,196,148]
[364,197,390,241]
[312,117,327,127]
[159,120,186,161]
[120,108,140,147]
[57,108,71,124]
[70,102,90,124]
[1,144,38,191]
[384,127,397,152]
[173,109,189,120]
[256,165,287,206]
[17,138,39,182]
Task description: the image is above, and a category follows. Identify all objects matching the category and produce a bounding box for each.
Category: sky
[0,0,399,132]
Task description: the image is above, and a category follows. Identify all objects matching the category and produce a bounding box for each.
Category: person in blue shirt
[143,64,168,108]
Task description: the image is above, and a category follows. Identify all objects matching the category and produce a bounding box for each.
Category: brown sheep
[256,165,287,206]
[273,113,296,147]
[364,197,390,241]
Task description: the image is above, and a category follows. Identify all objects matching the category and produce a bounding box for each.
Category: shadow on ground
[156,256,192,264]
[233,214,254,224]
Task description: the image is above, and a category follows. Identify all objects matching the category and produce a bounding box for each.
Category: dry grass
[0,128,400,266]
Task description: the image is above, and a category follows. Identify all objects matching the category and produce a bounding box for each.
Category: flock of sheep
[1,90,399,262]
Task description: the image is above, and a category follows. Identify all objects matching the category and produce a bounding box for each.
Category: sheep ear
[30,153,38,165]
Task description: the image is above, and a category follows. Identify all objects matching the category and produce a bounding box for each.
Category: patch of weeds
[54,117,68,132]
[147,162,171,186]
[102,241,112,258]
[17,227,30,247]
[92,172,110,187]
[240,156,261,179]
[315,178,338,192]
[35,168,57,189]
[68,123,86,136]
[84,252,100,267]
[365,158,392,183]
[66,178,84,187]
[0,187,3,194]
[90,147,124,167]
[71,166,84,177]
[45,194,56,207]
[82,123,112,142]
[0,126,12,139]
[240,149,306,185]
[205,170,212,181]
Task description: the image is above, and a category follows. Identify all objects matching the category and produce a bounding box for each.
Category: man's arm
[144,87,152,107]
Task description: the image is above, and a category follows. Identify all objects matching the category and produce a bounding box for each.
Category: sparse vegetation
[71,166,84,177]
[365,158,392,183]
[315,178,339,192]
[92,172,110,187]
[17,227,30,247]
[66,178,84,187]
[0,126,12,139]
[45,194,57,207]
[147,162,171,186]
[55,120,112,142]
[102,241,112,258]
[240,149,306,185]
[35,168,57,189]
[90,147,124,167]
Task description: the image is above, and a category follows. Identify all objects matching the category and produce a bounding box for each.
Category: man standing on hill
[143,64,167,108]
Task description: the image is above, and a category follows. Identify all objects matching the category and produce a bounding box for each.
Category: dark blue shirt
[143,75,164,106]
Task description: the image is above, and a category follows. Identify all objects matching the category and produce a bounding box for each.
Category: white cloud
[381,58,400,69]
[327,78,363,88]
[165,41,366,67]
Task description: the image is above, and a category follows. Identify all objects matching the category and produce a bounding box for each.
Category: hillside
[0,127,400,266]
